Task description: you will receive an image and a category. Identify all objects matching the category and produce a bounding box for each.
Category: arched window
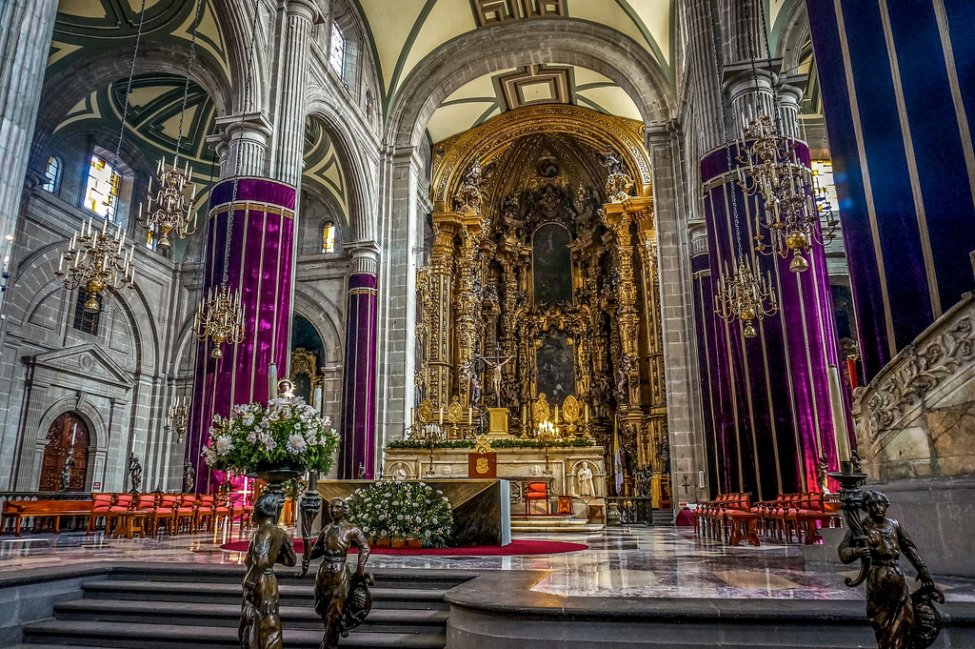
[321,221,336,253]
[42,155,62,193]
[83,153,121,220]
[329,22,346,78]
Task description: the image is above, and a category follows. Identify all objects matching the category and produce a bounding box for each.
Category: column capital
[346,240,381,276]
[776,73,806,110]
[210,112,273,146]
[722,59,776,101]
[286,0,324,23]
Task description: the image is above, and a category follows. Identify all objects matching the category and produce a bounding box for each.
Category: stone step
[103,566,474,591]
[54,598,449,632]
[82,580,449,609]
[22,619,445,649]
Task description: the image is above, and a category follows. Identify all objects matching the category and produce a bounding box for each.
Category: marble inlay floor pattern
[2,525,973,602]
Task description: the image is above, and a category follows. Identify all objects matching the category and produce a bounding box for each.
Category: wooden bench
[2,499,92,536]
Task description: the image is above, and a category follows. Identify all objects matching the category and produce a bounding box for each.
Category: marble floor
[2,524,974,602]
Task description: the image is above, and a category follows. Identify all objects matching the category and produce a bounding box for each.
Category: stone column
[0,0,59,311]
[187,176,297,491]
[270,0,321,186]
[692,62,847,498]
[338,244,380,479]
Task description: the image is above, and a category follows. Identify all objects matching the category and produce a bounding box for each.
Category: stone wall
[853,292,975,481]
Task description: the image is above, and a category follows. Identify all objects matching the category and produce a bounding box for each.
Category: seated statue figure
[239,492,297,649]
[310,498,372,649]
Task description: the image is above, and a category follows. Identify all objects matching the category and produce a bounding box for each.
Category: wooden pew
[1,499,92,536]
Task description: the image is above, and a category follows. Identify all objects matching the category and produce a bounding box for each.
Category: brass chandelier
[736,113,838,273]
[138,157,198,249]
[56,0,144,312]
[715,255,778,338]
[167,395,190,444]
[137,0,203,249]
[56,218,136,312]
[193,283,243,359]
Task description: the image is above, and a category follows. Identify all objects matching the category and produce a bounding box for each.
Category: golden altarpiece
[385,106,671,510]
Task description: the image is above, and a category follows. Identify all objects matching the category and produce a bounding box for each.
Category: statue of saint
[60,453,75,492]
[310,498,372,649]
[239,492,297,649]
[183,464,195,493]
[128,453,142,493]
[576,462,595,499]
[838,490,943,649]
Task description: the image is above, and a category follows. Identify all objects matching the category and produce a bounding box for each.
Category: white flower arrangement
[201,396,339,474]
[347,481,454,548]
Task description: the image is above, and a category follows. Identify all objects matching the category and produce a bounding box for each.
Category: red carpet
[219,538,587,556]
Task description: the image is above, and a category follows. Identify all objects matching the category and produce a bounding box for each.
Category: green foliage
[347,481,454,547]
[201,396,339,475]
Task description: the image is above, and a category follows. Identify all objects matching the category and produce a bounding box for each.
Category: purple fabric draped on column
[696,143,849,497]
[339,272,378,479]
[187,177,297,491]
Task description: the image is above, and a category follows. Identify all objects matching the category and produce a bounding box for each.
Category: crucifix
[481,355,514,407]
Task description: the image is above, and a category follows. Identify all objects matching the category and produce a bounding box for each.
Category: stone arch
[31,47,234,170]
[303,102,376,243]
[299,184,348,255]
[386,19,676,150]
[292,286,344,366]
[33,398,108,491]
[774,0,811,74]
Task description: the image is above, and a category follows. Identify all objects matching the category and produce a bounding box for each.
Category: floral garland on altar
[347,481,454,548]
[201,395,340,475]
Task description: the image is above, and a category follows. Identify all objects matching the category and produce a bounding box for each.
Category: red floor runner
[220,538,587,556]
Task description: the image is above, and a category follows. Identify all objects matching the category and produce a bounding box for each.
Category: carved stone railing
[852,293,975,481]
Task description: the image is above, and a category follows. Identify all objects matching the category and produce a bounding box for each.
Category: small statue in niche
[453,159,484,214]
[128,453,142,494]
[60,453,75,492]
[310,498,373,649]
[183,464,195,493]
[600,151,634,203]
[536,155,559,178]
[576,462,595,498]
[816,453,830,494]
[239,492,297,649]
[838,490,944,649]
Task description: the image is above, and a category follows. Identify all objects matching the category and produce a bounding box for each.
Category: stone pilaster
[0,0,59,312]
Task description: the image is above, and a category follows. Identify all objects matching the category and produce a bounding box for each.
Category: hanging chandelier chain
[175,0,205,159]
[756,0,784,136]
[113,0,148,169]
[223,0,262,287]
[708,0,744,259]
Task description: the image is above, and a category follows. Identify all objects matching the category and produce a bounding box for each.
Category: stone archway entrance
[38,412,90,492]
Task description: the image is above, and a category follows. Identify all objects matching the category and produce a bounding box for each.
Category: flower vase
[406,538,423,549]
[390,537,407,549]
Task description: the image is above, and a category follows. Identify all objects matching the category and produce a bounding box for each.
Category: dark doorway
[38,412,90,492]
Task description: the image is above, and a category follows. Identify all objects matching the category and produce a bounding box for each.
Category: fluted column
[270,0,321,185]
[212,113,272,178]
[0,0,59,310]
[339,243,380,479]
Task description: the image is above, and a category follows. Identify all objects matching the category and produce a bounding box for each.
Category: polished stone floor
[2,524,974,602]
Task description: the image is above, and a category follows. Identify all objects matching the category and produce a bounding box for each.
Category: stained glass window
[41,155,61,193]
[83,154,120,220]
[321,221,336,253]
[329,22,346,77]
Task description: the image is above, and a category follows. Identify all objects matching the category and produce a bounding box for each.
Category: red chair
[104,494,134,536]
[154,494,178,535]
[175,494,197,533]
[87,494,114,533]
[525,482,549,515]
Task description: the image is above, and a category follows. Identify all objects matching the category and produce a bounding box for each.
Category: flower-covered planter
[347,482,454,548]
[201,395,339,477]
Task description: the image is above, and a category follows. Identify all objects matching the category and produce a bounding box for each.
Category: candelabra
[193,284,244,359]
[138,156,198,249]
[167,396,189,444]
[55,217,136,313]
[715,255,779,338]
[736,114,838,273]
